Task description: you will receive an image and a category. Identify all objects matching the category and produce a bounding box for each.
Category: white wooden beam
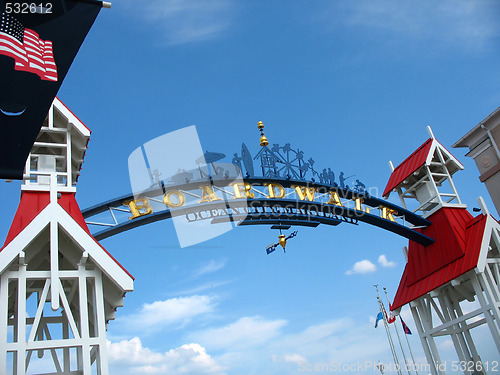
[50,220,60,311]
[58,279,80,340]
[0,273,9,372]
[17,263,27,375]
[95,270,110,375]
[470,272,500,352]
[28,279,50,342]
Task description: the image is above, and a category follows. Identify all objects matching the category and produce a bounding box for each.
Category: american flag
[0,12,57,81]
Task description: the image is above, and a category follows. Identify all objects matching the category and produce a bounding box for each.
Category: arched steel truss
[82,178,433,246]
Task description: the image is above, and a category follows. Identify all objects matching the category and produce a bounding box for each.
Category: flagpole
[400,316,420,375]
[73,0,112,8]
[374,286,402,375]
[378,296,403,375]
[384,287,412,375]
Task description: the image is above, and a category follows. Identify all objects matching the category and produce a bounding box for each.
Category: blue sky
[2,1,500,374]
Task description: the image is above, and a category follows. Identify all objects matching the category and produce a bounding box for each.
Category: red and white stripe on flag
[387,303,396,324]
[0,27,58,81]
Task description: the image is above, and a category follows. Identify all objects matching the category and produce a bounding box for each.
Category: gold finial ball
[257,121,264,130]
[260,135,269,147]
[278,234,287,249]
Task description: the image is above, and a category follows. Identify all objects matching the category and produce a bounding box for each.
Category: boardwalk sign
[82,126,433,248]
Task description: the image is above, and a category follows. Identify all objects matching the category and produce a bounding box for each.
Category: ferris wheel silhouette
[271,143,314,180]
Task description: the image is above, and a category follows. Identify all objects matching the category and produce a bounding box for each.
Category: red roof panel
[392,208,488,310]
[1,192,50,250]
[383,138,433,197]
[1,192,133,280]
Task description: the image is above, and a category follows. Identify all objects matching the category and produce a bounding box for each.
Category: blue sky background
[2,1,500,374]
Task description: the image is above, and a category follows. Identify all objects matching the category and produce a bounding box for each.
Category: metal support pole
[384,288,412,375]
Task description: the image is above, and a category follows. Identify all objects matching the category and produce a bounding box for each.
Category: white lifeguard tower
[383,127,466,217]
[0,98,134,374]
[385,128,500,375]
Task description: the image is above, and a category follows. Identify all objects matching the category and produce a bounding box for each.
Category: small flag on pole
[401,318,412,335]
[375,311,384,328]
[266,243,278,255]
[387,303,396,324]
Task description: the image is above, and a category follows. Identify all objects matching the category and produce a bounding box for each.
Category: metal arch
[81,177,433,246]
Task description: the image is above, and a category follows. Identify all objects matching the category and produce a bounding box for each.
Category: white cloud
[170,280,233,296]
[140,295,216,325]
[368,315,377,327]
[345,259,377,275]
[234,317,390,372]
[112,311,427,374]
[193,258,227,278]
[378,254,396,268]
[108,337,225,374]
[284,353,307,363]
[272,353,307,364]
[438,339,455,351]
[342,0,500,49]
[291,320,347,344]
[128,0,235,45]
[192,316,288,350]
[191,316,387,371]
[120,295,217,332]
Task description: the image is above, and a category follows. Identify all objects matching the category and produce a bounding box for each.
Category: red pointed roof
[391,207,488,310]
[2,192,50,248]
[1,192,133,280]
[383,138,433,197]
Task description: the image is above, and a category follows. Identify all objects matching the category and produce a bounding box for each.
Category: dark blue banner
[0,0,102,179]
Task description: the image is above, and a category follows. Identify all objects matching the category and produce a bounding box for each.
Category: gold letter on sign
[354,197,370,213]
[232,183,255,199]
[124,198,153,220]
[292,185,317,201]
[199,185,222,203]
[265,183,285,198]
[381,206,397,222]
[164,190,186,208]
[327,191,343,206]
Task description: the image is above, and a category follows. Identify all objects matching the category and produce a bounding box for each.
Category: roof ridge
[466,213,487,228]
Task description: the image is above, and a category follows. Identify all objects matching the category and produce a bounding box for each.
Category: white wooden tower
[0,98,134,374]
[385,129,500,375]
[383,126,466,218]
